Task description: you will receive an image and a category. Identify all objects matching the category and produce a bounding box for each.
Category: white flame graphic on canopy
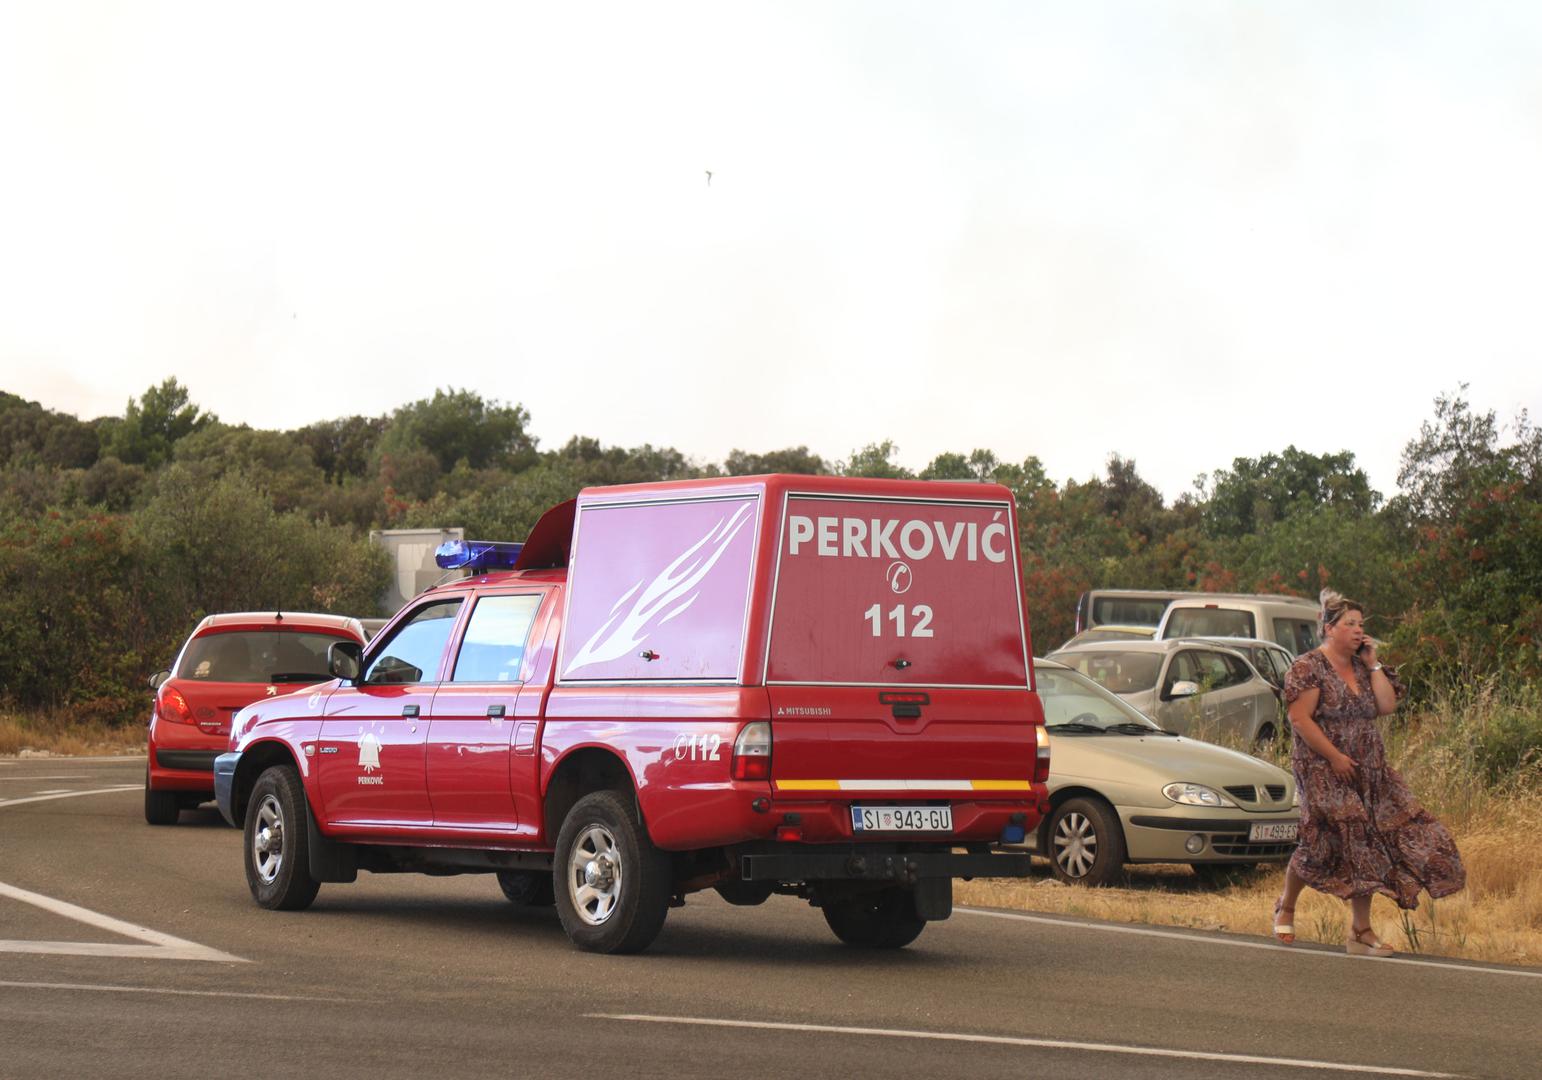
[565,503,753,676]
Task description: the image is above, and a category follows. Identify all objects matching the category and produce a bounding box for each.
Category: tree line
[1,380,1537,722]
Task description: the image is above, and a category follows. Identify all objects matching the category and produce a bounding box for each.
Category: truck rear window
[765,494,1027,687]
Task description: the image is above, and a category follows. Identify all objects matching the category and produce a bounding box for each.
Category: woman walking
[1271,590,1465,956]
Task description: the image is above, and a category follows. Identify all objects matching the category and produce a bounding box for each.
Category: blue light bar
[434,540,524,573]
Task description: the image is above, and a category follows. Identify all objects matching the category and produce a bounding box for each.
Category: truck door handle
[487,705,505,718]
[403,705,420,718]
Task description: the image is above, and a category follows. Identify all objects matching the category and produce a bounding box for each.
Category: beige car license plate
[851,805,953,833]
[1249,822,1298,842]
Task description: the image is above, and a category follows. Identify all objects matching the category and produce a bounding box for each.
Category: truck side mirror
[148,669,171,690]
[328,641,364,683]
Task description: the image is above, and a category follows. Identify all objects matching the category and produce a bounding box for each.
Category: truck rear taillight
[157,686,194,725]
[731,721,771,781]
[1033,723,1050,784]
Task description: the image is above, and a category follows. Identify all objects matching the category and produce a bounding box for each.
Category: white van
[1157,596,1321,655]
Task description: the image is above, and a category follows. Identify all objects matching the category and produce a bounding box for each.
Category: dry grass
[957,803,1542,967]
[0,710,146,757]
[962,687,1542,968]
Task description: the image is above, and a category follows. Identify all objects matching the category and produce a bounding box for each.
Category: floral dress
[1282,650,1466,908]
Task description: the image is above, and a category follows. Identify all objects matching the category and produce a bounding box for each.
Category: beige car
[1019,659,1298,886]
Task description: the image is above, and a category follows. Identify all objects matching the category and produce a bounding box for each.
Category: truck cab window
[364,600,463,685]
[452,594,543,683]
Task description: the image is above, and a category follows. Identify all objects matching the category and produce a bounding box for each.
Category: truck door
[426,589,550,832]
[317,597,464,826]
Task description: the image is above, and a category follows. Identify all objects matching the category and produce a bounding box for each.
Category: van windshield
[1091,597,1171,628]
[1165,607,1256,639]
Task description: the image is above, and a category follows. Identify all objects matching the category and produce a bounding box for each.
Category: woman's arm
[1361,642,1398,716]
[1287,686,1358,780]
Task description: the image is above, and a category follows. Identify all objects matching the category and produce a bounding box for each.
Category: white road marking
[35,789,73,795]
[0,881,246,963]
[0,980,336,1002]
[958,907,1542,981]
[592,1014,1465,1078]
[0,785,139,809]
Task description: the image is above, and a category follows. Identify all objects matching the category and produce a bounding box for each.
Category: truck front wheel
[243,765,320,911]
[553,791,671,954]
[821,886,926,949]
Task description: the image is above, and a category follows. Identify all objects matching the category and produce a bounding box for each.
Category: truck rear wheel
[821,886,927,949]
[553,791,671,954]
[243,765,320,911]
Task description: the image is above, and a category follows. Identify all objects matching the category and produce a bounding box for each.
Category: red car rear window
[178,631,347,684]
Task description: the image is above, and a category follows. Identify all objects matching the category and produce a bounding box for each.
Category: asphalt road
[2,756,1538,1080]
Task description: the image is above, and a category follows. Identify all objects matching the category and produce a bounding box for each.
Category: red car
[146,612,367,825]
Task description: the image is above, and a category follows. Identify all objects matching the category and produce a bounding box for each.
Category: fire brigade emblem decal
[357,726,384,785]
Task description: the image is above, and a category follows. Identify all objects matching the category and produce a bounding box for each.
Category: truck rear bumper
[738,848,1030,883]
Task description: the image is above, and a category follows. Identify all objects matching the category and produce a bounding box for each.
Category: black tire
[1045,797,1127,887]
[821,887,926,949]
[243,765,320,911]
[144,768,179,826]
[713,879,775,907]
[497,869,556,907]
[1254,723,1278,748]
[553,791,671,954]
[1191,862,1260,888]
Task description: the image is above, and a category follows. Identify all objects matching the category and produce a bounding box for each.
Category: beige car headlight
[1162,782,1238,808]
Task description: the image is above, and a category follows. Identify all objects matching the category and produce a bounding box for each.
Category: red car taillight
[1033,723,1051,784]
[157,686,193,725]
[731,721,771,781]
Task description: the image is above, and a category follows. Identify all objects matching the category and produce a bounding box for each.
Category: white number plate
[851,805,953,833]
[1249,822,1298,842]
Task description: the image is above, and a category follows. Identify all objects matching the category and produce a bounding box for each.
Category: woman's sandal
[1272,898,1295,946]
[1346,925,1395,958]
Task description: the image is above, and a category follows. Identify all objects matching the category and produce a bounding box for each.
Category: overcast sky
[2,2,1539,501]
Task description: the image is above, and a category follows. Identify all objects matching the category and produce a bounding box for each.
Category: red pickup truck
[216,475,1050,953]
